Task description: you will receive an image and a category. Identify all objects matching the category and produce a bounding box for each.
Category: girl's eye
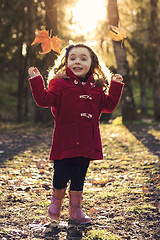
[70,58,75,61]
[81,58,87,61]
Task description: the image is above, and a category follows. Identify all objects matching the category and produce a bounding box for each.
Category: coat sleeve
[101,80,124,113]
[29,75,60,107]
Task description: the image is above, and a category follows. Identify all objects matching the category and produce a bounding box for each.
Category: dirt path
[0,121,160,239]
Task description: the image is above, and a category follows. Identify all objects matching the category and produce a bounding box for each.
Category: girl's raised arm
[28,67,41,78]
[28,67,59,108]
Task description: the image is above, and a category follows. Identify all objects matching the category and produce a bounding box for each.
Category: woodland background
[0,0,160,124]
[0,1,160,239]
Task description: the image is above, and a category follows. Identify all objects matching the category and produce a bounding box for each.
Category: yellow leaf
[109,25,126,48]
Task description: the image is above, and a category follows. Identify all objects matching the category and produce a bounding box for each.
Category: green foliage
[127,204,156,214]
[0,0,26,71]
[0,73,18,121]
[132,80,154,117]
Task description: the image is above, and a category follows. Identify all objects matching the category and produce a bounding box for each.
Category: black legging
[53,157,90,191]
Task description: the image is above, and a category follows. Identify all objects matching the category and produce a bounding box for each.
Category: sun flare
[71,0,106,36]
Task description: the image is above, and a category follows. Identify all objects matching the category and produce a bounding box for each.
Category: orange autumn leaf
[91,178,113,185]
[31,29,62,54]
[39,169,45,174]
[109,25,126,48]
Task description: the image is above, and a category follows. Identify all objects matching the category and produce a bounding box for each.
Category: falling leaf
[109,25,126,48]
[31,29,62,54]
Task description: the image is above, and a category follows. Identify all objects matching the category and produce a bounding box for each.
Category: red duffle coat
[29,67,124,161]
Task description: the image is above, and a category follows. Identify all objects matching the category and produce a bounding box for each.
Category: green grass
[99,191,116,201]
[36,200,50,207]
[84,229,121,240]
[127,204,156,214]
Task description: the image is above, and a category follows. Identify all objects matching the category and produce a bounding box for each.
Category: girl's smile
[67,47,92,78]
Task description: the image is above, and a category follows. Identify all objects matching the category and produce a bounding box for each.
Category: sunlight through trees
[0,0,160,122]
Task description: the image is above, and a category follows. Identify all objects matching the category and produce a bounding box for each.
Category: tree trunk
[34,0,58,124]
[150,0,160,121]
[17,38,24,123]
[25,0,36,120]
[107,0,137,122]
[17,14,26,122]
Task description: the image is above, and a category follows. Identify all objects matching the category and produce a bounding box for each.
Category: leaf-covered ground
[0,119,160,240]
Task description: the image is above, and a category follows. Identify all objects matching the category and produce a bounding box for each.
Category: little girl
[28,43,124,224]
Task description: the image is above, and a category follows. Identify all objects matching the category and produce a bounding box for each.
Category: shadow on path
[28,220,92,239]
[125,123,160,159]
[0,125,52,164]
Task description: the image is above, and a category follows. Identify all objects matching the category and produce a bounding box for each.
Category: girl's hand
[111,74,123,83]
[28,67,41,78]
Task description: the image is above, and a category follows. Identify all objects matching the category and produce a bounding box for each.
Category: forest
[0,0,160,124]
[0,1,160,239]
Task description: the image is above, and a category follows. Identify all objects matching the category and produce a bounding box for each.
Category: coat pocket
[59,123,80,150]
[94,126,102,151]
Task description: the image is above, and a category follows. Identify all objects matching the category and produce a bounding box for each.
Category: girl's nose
[75,58,80,63]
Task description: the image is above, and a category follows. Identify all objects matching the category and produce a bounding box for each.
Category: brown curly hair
[48,43,110,89]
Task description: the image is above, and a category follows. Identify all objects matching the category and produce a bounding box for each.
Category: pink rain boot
[69,191,91,224]
[48,187,66,219]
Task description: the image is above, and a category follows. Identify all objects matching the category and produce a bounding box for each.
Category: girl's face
[67,47,92,78]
